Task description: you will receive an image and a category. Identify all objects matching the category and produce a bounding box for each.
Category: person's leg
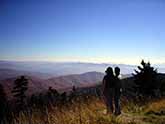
[114,97,119,114]
[114,90,121,115]
[103,95,110,113]
[107,89,114,114]
[103,93,111,114]
[108,96,113,114]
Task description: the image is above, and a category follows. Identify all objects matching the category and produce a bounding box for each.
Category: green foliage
[12,76,29,110]
[133,60,158,97]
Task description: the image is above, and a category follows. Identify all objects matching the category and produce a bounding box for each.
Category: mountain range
[0,60,140,77]
[0,60,164,99]
[0,71,105,99]
[1,61,165,78]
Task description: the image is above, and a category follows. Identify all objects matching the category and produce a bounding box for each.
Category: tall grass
[8,96,165,124]
[12,96,118,124]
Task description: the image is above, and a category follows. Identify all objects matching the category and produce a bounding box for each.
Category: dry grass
[14,96,165,124]
[145,98,165,114]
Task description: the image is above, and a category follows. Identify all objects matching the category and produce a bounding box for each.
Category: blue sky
[1,0,165,64]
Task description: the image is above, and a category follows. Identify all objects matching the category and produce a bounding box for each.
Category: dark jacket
[102,75,115,95]
[114,76,122,97]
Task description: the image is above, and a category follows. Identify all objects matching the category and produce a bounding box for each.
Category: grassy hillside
[12,96,165,124]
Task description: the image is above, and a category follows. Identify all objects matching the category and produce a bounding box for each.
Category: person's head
[115,67,120,77]
[105,67,113,76]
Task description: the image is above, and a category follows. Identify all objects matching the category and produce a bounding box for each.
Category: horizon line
[1,59,165,66]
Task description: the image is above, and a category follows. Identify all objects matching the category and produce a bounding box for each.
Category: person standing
[102,67,115,114]
[114,67,122,115]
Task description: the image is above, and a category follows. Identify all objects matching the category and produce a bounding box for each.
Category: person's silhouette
[114,67,122,115]
[102,67,115,114]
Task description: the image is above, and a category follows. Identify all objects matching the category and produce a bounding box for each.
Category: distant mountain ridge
[47,71,104,88]
[0,61,137,76]
[0,71,105,99]
[1,61,165,76]
[0,68,54,80]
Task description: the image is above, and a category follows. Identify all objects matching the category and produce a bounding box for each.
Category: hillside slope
[0,68,54,80]
[0,72,104,99]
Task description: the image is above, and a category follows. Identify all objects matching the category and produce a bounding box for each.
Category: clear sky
[1,0,165,64]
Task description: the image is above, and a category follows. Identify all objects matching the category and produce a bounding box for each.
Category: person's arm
[102,77,108,103]
[119,80,122,93]
[102,77,106,95]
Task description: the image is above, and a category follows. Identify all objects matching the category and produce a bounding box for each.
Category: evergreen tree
[160,81,165,96]
[68,86,77,102]
[12,76,28,111]
[133,60,158,97]
[60,92,67,104]
[46,87,54,105]
[0,84,7,123]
